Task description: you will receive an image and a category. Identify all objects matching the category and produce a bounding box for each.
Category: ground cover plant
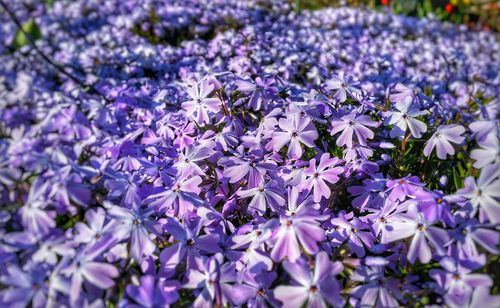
[0,0,499,307]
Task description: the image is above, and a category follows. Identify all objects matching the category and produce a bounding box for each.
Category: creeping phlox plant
[0,0,499,307]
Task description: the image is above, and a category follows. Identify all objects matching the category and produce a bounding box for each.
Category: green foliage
[11,19,42,50]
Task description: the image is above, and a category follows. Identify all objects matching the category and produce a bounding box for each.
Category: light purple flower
[381,203,449,263]
[173,140,216,176]
[231,270,279,307]
[385,175,425,202]
[301,153,344,203]
[349,263,402,308]
[330,110,378,148]
[182,79,221,125]
[143,167,203,216]
[324,72,361,103]
[423,124,465,159]
[270,113,318,159]
[160,216,222,274]
[0,264,49,308]
[62,240,119,304]
[430,256,493,308]
[274,252,345,308]
[271,188,326,262]
[107,203,158,263]
[455,163,500,223]
[74,207,112,244]
[237,180,285,215]
[470,137,499,169]
[183,253,236,308]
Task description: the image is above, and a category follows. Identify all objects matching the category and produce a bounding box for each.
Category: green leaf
[11,19,42,50]
[452,168,463,190]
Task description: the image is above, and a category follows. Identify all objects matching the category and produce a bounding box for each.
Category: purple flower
[237,180,285,215]
[107,202,158,263]
[456,163,500,223]
[349,263,402,308]
[32,232,75,265]
[19,179,55,236]
[182,79,221,125]
[301,153,344,202]
[183,253,236,308]
[324,72,361,103]
[271,187,326,262]
[274,252,345,307]
[74,207,112,245]
[451,219,499,258]
[231,270,279,307]
[423,124,465,159]
[143,167,203,216]
[430,256,493,308]
[0,264,49,307]
[62,240,119,304]
[160,216,222,274]
[270,113,318,159]
[125,275,179,307]
[105,173,143,207]
[389,83,428,106]
[173,140,216,176]
[385,175,425,202]
[222,151,276,188]
[330,214,375,258]
[347,174,386,210]
[330,110,378,148]
[414,190,455,226]
[235,77,279,111]
[381,203,449,263]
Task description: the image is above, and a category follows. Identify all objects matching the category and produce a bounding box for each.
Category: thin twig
[0,0,111,103]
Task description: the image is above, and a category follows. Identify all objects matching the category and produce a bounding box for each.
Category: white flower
[384,97,427,139]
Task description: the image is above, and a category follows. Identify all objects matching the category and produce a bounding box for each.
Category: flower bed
[0,1,499,307]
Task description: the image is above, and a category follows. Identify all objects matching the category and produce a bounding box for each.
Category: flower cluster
[0,1,499,307]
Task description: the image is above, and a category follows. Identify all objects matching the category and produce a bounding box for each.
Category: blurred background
[290,0,499,31]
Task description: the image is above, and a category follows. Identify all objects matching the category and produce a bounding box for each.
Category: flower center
[417,224,425,231]
[286,220,293,227]
[309,285,318,293]
[133,219,140,225]
[291,132,298,138]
